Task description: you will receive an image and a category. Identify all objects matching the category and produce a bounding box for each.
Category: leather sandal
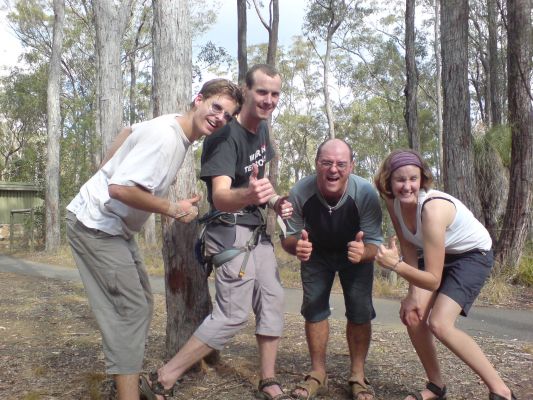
[255,377,293,400]
[139,371,178,400]
[291,371,328,400]
[348,377,374,399]
[407,381,447,400]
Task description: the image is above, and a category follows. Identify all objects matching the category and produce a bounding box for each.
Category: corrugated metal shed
[0,182,43,224]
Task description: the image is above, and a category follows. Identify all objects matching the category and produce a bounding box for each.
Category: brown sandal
[348,377,374,400]
[292,371,328,400]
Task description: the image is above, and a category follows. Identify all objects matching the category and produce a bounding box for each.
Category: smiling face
[243,70,281,121]
[315,139,354,203]
[192,94,239,138]
[390,164,422,205]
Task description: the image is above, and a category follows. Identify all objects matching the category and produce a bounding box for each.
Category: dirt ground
[1,271,532,400]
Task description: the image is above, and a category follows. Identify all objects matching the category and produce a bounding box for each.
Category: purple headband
[389,151,423,172]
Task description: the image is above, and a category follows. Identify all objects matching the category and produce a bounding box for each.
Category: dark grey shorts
[419,250,493,316]
[300,251,376,324]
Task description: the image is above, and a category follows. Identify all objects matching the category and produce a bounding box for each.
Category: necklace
[322,185,348,215]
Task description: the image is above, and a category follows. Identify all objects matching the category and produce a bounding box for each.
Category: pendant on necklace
[328,207,333,215]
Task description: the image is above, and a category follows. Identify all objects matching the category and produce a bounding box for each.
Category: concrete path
[1,253,532,342]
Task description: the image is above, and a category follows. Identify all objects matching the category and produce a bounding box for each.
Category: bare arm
[108,184,200,222]
[376,198,455,291]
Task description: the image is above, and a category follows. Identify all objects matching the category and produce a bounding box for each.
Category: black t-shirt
[200,119,274,225]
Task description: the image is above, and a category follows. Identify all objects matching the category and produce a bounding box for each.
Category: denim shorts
[300,250,375,324]
[419,250,493,316]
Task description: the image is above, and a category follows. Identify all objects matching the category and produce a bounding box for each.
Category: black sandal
[407,381,447,400]
[489,392,517,400]
[139,371,179,400]
[255,377,293,400]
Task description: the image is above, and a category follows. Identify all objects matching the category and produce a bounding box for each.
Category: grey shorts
[66,213,153,374]
[301,251,376,324]
[419,249,493,316]
[194,224,284,350]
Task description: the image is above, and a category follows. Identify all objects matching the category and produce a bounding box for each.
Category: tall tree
[441,0,482,219]
[237,0,248,84]
[252,0,280,235]
[495,0,533,272]
[305,0,352,139]
[152,0,212,358]
[45,0,65,252]
[488,0,502,126]
[404,0,419,151]
[434,0,443,184]
[92,0,133,162]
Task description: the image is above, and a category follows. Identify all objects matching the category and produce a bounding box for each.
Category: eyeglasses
[209,102,233,122]
[318,160,350,171]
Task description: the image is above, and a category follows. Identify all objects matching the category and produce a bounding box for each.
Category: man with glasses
[281,139,382,400]
[139,64,293,400]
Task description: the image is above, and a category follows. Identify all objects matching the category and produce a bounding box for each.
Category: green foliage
[484,124,512,168]
[515,242,533,287]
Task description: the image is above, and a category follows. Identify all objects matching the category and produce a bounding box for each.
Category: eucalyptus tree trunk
[440,0,483,220]
[93,0,133,161]
[404,0,419,151]
[253,0,280,236]
[152,0,212,358]
[495,0,533,273]
[488,0,502,126]
[237,0,248,84]
[434,0,443,185]
[45,0,65,252]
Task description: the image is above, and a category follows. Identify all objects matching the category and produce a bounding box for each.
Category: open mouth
[326,176,339,182]
[207,118,218,129]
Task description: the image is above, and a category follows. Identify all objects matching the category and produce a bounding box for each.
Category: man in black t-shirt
[138,65,293,400]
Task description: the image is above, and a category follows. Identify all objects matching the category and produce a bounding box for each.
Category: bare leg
[157,336,213,390]
[404,290,445,400]
[347,321,373,399]
[256,334,283,397]
[429,294,512,399]
[293,319,329,398]
[115,373,139,400]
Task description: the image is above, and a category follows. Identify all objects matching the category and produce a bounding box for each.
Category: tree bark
[404,0,419,151]
[237,0,247,84]
[434,0,443,185]
[93,0,133,161]
[495,0,533,272]
[152,0,213,359]
[45,0,65,252]
[441,0,483,220]
[488,0,502,126]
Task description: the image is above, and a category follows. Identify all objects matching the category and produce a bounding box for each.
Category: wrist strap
[392,256,403,272]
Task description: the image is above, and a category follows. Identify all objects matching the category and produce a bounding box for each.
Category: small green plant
[515,250,533,287]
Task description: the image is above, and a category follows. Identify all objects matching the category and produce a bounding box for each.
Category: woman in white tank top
[373,149,515,400]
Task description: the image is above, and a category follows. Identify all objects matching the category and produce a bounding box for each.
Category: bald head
[315,139,354,163]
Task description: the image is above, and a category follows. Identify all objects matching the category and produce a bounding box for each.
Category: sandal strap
[259,377,282,391]
[426,381,446,398]
[304,371,326,386]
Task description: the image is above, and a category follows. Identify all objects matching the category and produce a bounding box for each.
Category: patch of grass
[515,249,533,287]
[33,366,47,377]
[85,372,107,400]
[373,271,408,298]
[478,275,513,305]
[12,245,76,269]
[22,393,42,400]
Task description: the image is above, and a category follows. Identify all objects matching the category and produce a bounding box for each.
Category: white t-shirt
[67,114,190,237]
[394,189,492,254]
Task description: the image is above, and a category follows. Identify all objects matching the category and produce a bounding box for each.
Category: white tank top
[393,189,492,254]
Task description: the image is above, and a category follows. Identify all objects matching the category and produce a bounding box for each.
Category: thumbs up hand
[375,236,401,270]
[296,229,313,261]
[347,230,365,264]
[246,163,275,205]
